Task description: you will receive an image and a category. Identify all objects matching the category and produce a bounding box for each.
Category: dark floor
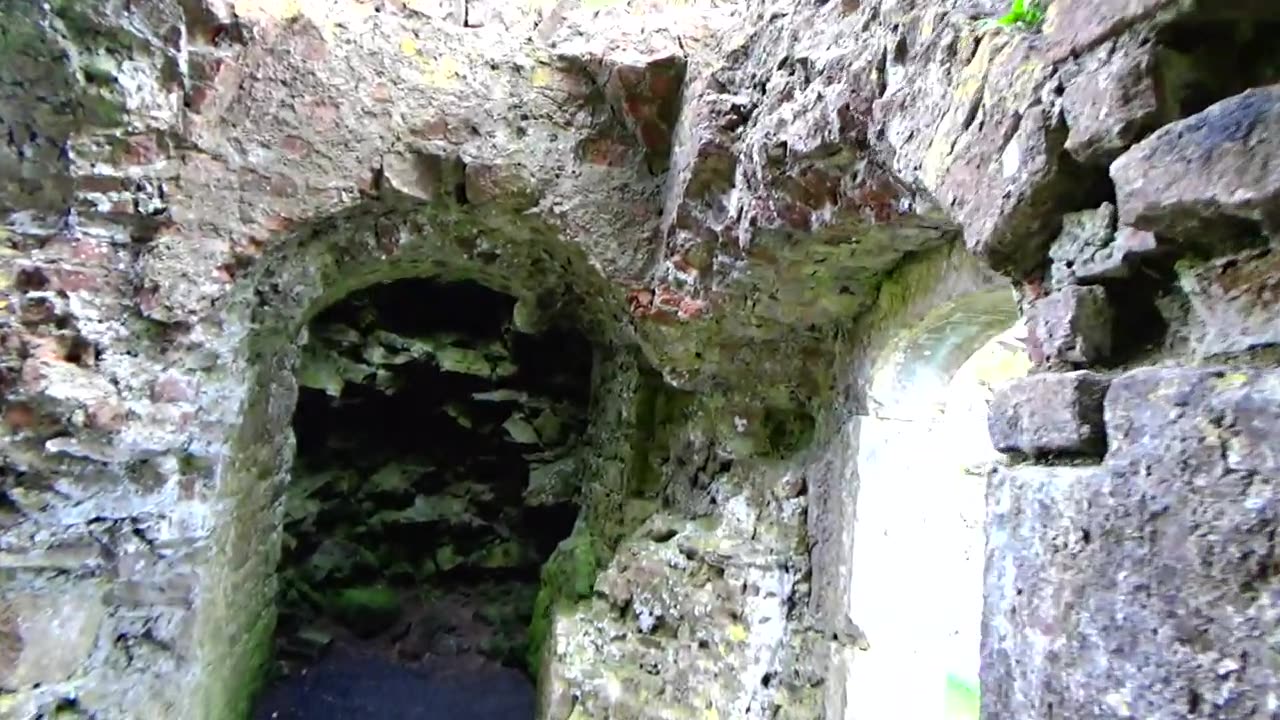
[252,650,535,720]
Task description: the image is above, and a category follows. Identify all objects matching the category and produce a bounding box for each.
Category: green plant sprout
[978,0,1047,31]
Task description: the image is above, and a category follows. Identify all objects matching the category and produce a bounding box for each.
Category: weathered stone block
[986,363,1280,717]
[1026,285,1114,365]
[1106,366,1280,477]
[1112,85,1280,251]
[1045,0,1280,61]
[380,151,466,202]
[1044,0,1174,60]
[885,31,1094,276]
[1062,35,1161,164]
[988,371,1111,456]
[982,465,1101,719]
[0,587,106,690]
[1178,246,1280,358]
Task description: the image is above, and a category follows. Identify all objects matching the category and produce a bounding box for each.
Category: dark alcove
[253,278,593,719]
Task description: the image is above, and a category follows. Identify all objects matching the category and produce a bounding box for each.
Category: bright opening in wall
[846,289,1030,720]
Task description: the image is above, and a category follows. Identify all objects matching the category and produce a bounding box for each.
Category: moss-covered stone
[205,605,276,720]
[526,526,603,673]
[330,586,402,638]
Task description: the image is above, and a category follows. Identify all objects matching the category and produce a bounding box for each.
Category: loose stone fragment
[1026,285,1114,365]
[1049,205,1163,288]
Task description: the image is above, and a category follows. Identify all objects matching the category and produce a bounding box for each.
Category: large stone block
[1044,0,1174,60]
[988,371,1110,457]
[1045,0,1280,61]
[985,366,1280,717]
[1112,85,1280,251]
[1107,366,1280,477]
[982,465,1101,719]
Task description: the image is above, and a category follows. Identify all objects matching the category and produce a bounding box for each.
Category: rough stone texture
[1112,85,1280,251]
[1048,204,1122,287]
[1178,246,1280,358]
[2,0,1280,719]
[1047,203,1162,290]
[872,13,1092,276]
[538,402,816,720]
[1102,367,1279,717]
[988,371,1111,457]
[986,366,1280,719]
[1043,0,1280,62]
[1026,285,1115,366]
[1061,34,1162,165]
[0,588,106,690]
[982,465,1102,720]
[1043,0,1175,61]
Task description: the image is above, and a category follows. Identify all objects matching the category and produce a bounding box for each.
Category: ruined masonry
[0,0,1277,718]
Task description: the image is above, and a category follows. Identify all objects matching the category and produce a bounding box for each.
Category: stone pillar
[982,84,1280,719]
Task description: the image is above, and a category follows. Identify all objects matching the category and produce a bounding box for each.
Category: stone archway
[195,194,651,719]
[845,289,1030,720]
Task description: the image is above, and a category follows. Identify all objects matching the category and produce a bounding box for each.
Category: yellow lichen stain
[921,36,995,184]
[531,65,555,88]
[704,709,720,720]
[955,41,995,105]
[1215,372,1250,390]
[420,56,463,88]
[918,12,936,40]
[727,623,749,643]
[1041,0,1061,34]
[400,35,420,57]
[1002,57,1047,104]
[1196,418,1226,446]
[233,0,302,20]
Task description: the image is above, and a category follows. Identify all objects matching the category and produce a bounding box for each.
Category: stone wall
[0,0,1277,718]
[973,3,1280,715]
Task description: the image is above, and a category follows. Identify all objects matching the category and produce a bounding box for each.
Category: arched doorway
[846,289,1030,720]
[252,276,594,719]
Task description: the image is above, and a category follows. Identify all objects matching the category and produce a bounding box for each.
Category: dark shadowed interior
[253,278,593,719]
